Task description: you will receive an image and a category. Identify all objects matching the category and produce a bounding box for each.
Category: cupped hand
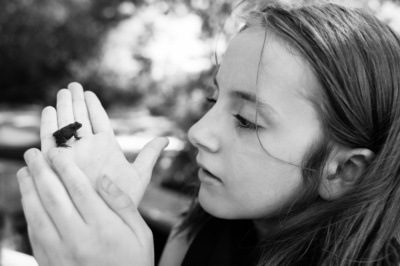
[40,82,168,205]
[17,148,154,266]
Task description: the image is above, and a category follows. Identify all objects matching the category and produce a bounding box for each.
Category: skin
[188,29,323,220]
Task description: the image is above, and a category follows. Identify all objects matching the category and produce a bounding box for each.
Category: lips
[197,162,222,182]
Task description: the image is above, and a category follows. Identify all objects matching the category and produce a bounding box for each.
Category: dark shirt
[181,218,260,266]
[182,217,400,266]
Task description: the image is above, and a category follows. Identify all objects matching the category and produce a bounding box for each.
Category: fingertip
[23,148,40,164]
[57,89,72,104]
[67,82,83,90]
[16,167,30,179]
[84,90,98,101]
[68,83,84,97]
[57,88,69,96]
[42,106,56,116]
[158,137,170,149]
[47,147,61,161]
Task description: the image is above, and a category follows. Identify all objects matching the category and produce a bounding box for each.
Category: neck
[252,218,283,240]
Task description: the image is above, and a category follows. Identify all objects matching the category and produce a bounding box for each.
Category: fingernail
[101,175,117,194]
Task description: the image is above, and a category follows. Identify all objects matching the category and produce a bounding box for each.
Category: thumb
[111,137,169,207]
[97,175,152,242]
[133,137,169,184]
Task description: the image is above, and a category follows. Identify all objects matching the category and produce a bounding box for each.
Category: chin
[198,186,282,220]
[198,186,239,220]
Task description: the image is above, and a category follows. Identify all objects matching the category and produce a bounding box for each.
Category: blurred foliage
[0,0,233,108]
[0,0,142,105]
[0,0,399,124]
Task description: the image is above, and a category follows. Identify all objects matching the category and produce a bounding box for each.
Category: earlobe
[318,148,375,201]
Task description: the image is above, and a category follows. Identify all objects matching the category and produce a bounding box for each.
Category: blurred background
[0,0,399,265]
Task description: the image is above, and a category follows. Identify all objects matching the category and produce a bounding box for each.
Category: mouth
[197,163,222,184]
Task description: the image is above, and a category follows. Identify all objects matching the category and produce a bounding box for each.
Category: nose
[188,108,221,153]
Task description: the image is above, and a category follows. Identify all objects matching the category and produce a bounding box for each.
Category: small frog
[53,122,82,148]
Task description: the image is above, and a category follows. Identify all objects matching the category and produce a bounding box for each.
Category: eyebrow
[213,76,275,112]
[231,91,276,112]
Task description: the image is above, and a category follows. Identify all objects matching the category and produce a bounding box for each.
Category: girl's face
[188,29,322,220]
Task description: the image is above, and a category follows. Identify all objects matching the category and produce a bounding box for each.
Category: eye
[205,97,217,110]
[233,114,260,131]
[206,97,216,104]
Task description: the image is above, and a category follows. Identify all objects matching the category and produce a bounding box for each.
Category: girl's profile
[16,1,400,266]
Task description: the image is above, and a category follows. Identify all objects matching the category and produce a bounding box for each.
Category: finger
[27,224,54,266]
[40,107,58,154]
[84,91,111,133]
[133,137,169,185]
[17,166,61,245]
[48,148,111,224]
[56,89,75,128]
[16,166,30,179]
[27,227,54,266]
[68,82,92,136]
[97,175,151,244]
[23,148,85,235]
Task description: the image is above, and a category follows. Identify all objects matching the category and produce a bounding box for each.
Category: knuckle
[68,183,87,202]
[113,195,134,211]
[70,244,89,262]
[41,193,60,213]
[143,226,153,241]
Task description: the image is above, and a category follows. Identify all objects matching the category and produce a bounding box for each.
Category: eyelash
[233,114,258,131]
[205,97,259,131]
[206,97,216,104]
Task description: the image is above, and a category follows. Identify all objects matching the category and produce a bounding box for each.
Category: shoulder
[158,221,196,266]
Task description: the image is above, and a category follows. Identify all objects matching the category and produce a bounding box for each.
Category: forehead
[217,29,319,108]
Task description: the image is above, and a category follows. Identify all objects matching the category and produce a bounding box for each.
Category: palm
[57,133,147,206]
[65,133,124,179]
[73,133,124,181]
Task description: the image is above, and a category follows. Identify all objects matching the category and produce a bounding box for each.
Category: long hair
[178,2,400,265]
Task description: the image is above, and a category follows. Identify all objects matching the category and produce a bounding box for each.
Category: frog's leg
[56,137,70,148]
[73,132,82,140]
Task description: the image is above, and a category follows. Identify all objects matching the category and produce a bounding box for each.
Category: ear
[318,148,375,200]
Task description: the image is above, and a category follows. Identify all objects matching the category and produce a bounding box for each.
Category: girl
[17,1,400,265]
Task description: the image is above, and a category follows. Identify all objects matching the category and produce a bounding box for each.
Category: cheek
[199,157,304,220]
[257,124,321,166]
[228,160,304,218]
